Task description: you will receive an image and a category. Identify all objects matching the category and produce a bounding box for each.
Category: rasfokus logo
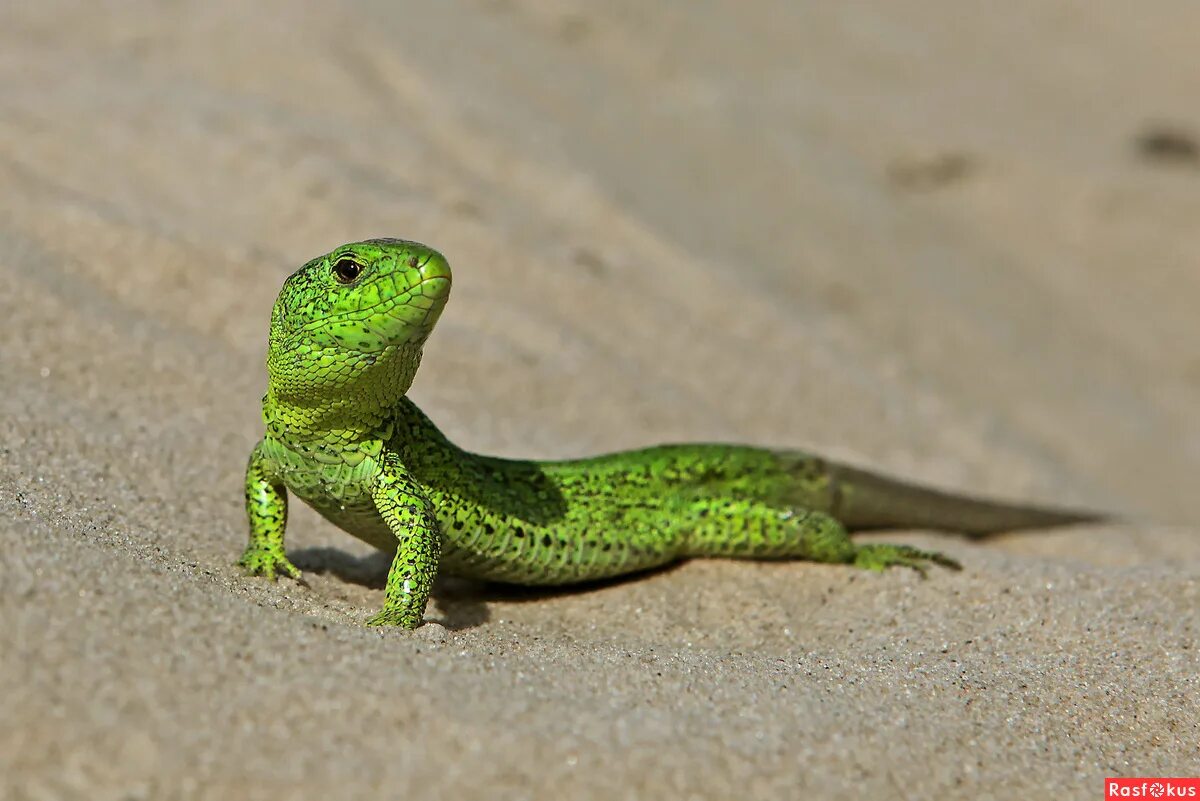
[1106,779,1200,798]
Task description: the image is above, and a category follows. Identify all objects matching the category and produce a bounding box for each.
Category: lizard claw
[238,546,302,582]
[365,606,424,629]
[852,543,962,576]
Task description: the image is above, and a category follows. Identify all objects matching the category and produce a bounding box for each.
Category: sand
[2,2,1198,799]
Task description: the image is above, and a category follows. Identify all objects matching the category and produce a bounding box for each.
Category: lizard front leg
[365,453,441,629]
[239,440,301,580]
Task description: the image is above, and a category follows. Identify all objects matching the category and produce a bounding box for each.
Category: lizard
[239,238,1099,628]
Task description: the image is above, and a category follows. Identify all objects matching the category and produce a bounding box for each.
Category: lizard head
[266,239,452,405]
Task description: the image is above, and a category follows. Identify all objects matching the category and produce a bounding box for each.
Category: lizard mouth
[387,252,451,342]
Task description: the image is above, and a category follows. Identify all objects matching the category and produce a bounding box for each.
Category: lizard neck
[262,343,424,448]
[261,389,396,451]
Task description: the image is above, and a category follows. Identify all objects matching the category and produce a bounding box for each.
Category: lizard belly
[307,497,397,553]
[263,437,398,552]
[287,479,398,553]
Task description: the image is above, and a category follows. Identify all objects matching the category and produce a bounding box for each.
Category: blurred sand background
[2,1,1199,799]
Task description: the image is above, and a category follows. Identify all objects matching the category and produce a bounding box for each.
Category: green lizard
[240,239,1096,628]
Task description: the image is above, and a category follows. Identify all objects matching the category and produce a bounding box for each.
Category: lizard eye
[332,258,363,284]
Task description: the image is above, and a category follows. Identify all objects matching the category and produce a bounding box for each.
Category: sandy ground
[2,1,1199,799]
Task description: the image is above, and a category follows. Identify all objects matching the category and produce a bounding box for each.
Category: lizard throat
[263,342,423,446]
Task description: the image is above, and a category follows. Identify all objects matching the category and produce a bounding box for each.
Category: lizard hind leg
[681,497,961,575]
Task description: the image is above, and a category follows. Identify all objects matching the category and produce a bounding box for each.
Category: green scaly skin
[240,239,1099,628]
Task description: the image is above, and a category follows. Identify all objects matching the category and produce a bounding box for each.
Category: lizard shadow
[289,546,489,631]
[289,545,684,630]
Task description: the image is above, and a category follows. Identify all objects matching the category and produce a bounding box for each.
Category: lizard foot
[365,606,424,629]
[237,545,302,582]
[852,543,961,577]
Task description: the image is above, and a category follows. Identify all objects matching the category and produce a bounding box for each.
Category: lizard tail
[778,454,1106,538]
